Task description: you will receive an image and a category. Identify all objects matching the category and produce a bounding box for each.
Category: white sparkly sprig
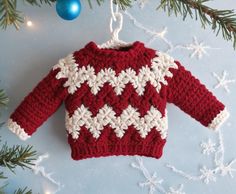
[131,157,164,194]
[138,0,149,9]
[124,6,218,60]
[29,153,64,194]
[167,129,236,184]
[166,185,186,194]
[131,157,186,194]
[212,71,235,93]
[124,11,173,51]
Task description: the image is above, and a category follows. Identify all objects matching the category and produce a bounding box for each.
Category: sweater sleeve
[7,57,70,141]
[166,60,230,131]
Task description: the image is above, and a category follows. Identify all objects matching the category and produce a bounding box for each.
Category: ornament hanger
[98,0,133,49]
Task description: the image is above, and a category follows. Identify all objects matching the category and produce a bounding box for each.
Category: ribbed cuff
[7,118,31,141]
[69,140,166,160]
[208,108,230,131]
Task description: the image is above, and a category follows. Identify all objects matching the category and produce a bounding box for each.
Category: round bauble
[56,0,81,21]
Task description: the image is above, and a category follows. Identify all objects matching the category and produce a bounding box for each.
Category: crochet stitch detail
[7,119,31,141]
[53,51,178,95]
[7,41,229,161]
[65,104,168,139]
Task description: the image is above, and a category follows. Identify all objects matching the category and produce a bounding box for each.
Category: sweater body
[7,41,229,160]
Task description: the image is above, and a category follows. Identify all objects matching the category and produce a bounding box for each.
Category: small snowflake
[138,0,149,9]
[201,139,216,155]
[131,158,163,194]
[175,36,216,59]
[212,71,235,93]
[200,166,216,184]
[218,160,236,178]
[167,184,186,194]
[139,172,163,194]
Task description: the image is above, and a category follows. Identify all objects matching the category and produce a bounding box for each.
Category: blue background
[0,0,235,193]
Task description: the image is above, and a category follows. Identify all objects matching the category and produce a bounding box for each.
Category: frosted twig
[131,157,165,194]
[167,184,186,194]
[131,157,186,194]
[123,10,173,51]
[138,0,149,9]
[30,153,64,194]
[166,164,201,181]
[214,129,224,166]
[167,129,236,184]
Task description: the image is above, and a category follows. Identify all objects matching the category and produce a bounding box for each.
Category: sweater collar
[83,41,147,59]
[76,41,157,73]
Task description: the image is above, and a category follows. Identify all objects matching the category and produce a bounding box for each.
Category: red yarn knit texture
[7,41,229,160]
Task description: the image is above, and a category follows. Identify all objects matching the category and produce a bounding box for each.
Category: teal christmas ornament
[56,0,81,20]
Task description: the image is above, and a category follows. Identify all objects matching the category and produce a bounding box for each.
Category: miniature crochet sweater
[7,41,229,160]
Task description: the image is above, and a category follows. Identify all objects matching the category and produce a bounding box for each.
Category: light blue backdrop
[0,0,236,194]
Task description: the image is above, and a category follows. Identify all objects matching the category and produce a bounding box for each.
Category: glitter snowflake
[131,157,186,194]
[201,139,216,155]
[131,157,163,194]
[218,160,236,178]
[200,166,216,184]
[174,36,218,59]
[138,0,149,9]
[167,129,236,186]
[212,71,235,93]
[167,185,186,194]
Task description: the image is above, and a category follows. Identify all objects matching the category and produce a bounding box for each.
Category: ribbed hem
[69,140,166,160]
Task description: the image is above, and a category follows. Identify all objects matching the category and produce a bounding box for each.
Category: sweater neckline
[83,41,146,59]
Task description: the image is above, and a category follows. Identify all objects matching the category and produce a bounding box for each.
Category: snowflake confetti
[167,129,236,185]
[201,139,216,155]
[166,185,186,194]
[212,71,235,93]
[174,36,218,59]
[138,0,149,9]
[200,166,217,184]
[218,160,236,178]
[131,157,164,194]
[131,157,186,194]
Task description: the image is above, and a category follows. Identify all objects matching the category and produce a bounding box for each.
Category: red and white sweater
[7,41,229,160]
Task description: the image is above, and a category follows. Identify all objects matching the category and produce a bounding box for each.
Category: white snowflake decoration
[212,71,235,93]
[174,36,217,59]
[131,157,186,194]
[201,139,216,155]
[200,166,217,184]
[131,157,164,194]
[167,185,186,194]
[218,160,236,178]
[167,129,236,185]
[138,0,149,9]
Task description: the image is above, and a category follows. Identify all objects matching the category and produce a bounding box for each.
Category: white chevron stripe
[65,104,168,140]
[53,52,178,95]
